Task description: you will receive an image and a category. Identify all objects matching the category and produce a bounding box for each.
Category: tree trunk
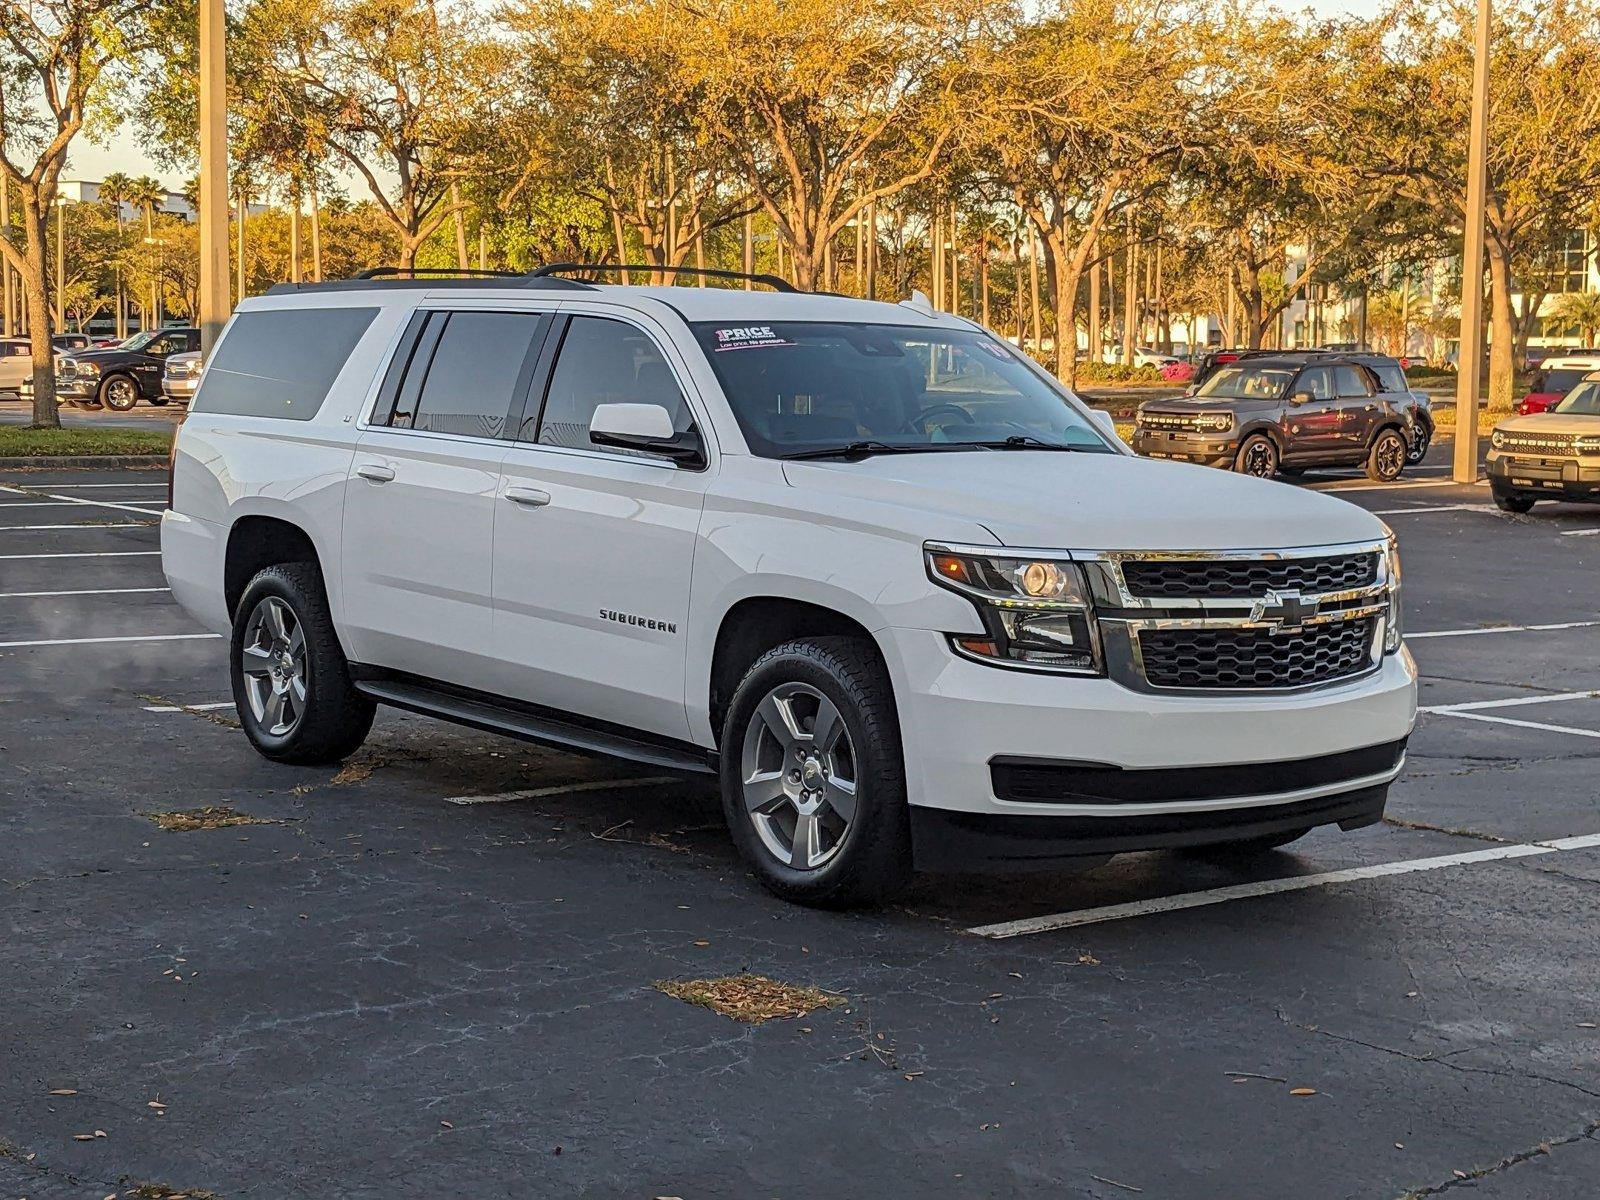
[1028,226,1042,358]
[1485,237,1516,411]
[451,183,469,271]
[1087,238,1101,363]
[309,179,323,282]
[22,192,58,427]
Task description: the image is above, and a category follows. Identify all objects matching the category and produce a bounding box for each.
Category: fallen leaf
[692,939,710,947]
[440,1120,454,1129]
[1078,953,1100,965]
[49,1088,77,1096]
[1395,1143,1405,1149]
[1454,1170,1468,1180]
[94,1129,107,1137]
[904,1071,924,1080]
[73,1133,96,1141]
[1289,1088,1316,1097]
[1578,1022,1596,1029]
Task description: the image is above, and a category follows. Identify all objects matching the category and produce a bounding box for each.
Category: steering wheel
[910,403,977,434]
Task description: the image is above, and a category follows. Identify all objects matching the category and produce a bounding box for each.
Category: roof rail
[354,266,523,280]
[264,268,594,297]
[530,262,799,293]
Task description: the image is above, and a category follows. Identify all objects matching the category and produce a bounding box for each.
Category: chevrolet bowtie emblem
[1252,589,1317,633]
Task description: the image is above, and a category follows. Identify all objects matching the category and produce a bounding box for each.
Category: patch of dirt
[138,693,240,730]
[126,1184,221,1200]
[330,747,433,786]
[654,974,843,1025]
[142,807,282,833]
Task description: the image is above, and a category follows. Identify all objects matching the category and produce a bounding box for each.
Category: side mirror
[1090,409,1117,438]
[1289,390,1313,406]
[589,403,704,467]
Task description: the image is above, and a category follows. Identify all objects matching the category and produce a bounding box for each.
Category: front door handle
[356,463,395,483]
[504,486,552,507]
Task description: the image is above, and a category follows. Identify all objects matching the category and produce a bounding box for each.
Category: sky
[70,0,1387,193]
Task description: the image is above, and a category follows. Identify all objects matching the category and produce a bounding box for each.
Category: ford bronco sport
[162,267,1417,906]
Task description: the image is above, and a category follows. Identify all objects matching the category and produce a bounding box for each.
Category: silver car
[0,337,32,396]
[162,350,203,401]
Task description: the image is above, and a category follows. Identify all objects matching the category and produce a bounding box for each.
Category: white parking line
[0,501,81,508]
[1409,620,1600,639]
[3,482,166,489]
[444,776,680,805]
[0,633,220,649]
[0,484,162,516]
[1371,504,1496,516]
[142,700,235,713]
[1308,479,1483,494]
[1429,710,1600,741]
[0,550,161,561]
[1560,528,1600,537]
[0,586,171,598]
[0,522,153,531]
[1420,690,1600,713]
[968,832,1600,938]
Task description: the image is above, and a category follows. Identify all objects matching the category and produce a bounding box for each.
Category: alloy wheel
[239,596,308,736]
[1375,432,1406,479]
[739,682,858,870]
[105,377,138,410]
[1240,439,1276,477]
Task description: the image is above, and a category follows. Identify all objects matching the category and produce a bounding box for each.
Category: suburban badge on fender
[599,609,678,634]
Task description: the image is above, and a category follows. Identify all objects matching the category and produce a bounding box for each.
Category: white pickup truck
[161,268,1416,906]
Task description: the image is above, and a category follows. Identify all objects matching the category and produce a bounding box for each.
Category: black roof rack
[530,262,799,293]
[354,266,523,280]
[264,268,594,297]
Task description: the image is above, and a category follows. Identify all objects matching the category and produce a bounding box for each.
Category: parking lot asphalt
[4,444,1600,1200]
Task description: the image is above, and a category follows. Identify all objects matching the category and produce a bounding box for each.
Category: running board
[353,677,716,775]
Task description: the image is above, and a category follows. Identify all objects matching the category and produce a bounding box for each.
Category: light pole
[1453,0,1492,484]
[198,0,230,354]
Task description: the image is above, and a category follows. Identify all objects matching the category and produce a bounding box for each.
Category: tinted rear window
[195,307,379,420]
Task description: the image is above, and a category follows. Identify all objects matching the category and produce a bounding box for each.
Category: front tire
[719,636,912,907]
[230,562,375,764]
[99,373,139,411]
[1492,485,1536,514]
[1406,423,1431,464]
[1234,434,1279,479]
[149,396,170,406]
[1365,428,1407,482]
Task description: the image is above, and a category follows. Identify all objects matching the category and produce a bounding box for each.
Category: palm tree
[1549,291,1600,348]
[99,172,133,337]
[125,176,165,331]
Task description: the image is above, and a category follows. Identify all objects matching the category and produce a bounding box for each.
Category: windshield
[689,321,1113,458]
[1554,380,1600,415]
[1195,365,1295,400]
[120,330,158,352]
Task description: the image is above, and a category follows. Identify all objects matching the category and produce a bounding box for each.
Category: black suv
[57,327,200,411]
[1134,352,1425,481]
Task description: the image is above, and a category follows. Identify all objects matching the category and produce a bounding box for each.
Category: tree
[1550,291,1600,346]
[243,0,495,271]
[0,0,164,425]
[1347,0,1600,408]
[961,0,1200,383]
[673,0,972,291]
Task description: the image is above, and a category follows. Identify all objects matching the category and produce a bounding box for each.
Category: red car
[1521,353,1600,414]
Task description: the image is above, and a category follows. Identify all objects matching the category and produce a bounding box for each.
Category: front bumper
[881,625,1416,860]
[163,376,200,399]
[1487,450,1600,500]
[53,374,98,400]
[1131,428,1237,465]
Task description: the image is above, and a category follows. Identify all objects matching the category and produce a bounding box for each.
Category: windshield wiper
[780,440,954,461]
[962,435,1086,451]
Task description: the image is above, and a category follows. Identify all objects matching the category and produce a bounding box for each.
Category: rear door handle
[355,463,395,483]
[504,486,552,507]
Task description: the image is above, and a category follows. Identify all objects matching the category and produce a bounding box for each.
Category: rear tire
[149,396,169,406]
[230,562,375,765]
[1234,434,1279,479]
[719,636,912,907]
[1492,486,1536,514]
[1365,428,1407,482]
[1406,423,1431,464]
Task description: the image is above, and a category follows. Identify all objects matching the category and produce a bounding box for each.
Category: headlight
[926,545,1101,674]
[1383,535,1403,653]
[1194,412,1233,433]
[1575,436,1600,455]
[1491,429,1506,450]
[74,360,100,376]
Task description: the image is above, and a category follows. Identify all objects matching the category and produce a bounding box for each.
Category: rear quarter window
[194,307,379,420]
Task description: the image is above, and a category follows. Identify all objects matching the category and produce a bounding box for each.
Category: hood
[67,348,137,364]
[781,450,1389,552]
[1138,395,1274,414]
[1496,412,1600,436]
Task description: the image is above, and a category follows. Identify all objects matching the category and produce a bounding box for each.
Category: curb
[0,454,167,469]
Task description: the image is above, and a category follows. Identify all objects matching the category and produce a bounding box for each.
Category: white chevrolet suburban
[162,267,1417,906]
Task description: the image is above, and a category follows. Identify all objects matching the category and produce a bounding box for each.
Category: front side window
[529,316,692,450]
[392,311,544,438]
[1196,365,1296,400]
[689,321,1111,457]
[1371,363,1408,394]
[1298,367,1335,400]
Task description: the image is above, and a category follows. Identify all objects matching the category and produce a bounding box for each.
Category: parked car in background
[55,326,199,410]
[162,351,203,402]
[52,333,92,353]
[0,337,31,396]
[1134,354,1415,481]
[1519,353,1600,414]
[1488,370,1600,512]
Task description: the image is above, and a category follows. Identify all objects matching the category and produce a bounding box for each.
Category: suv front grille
[1498,432,1578,455]
[1120,553,1378,599]
[1136,618,1377,689]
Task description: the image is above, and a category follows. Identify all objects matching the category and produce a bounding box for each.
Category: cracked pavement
[3,455,1600,1199]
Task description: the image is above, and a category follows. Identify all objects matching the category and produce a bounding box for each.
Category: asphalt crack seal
[142,806,285,833]
[1400,1118,1600,1196]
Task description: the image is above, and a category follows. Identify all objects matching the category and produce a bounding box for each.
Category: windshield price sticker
[714,325,794,351]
